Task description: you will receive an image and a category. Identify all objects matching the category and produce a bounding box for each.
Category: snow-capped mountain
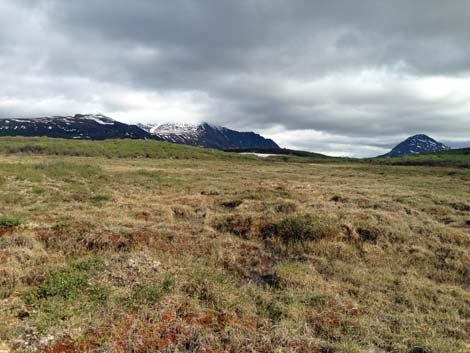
[379,134,451,157]
[0,114,152,140]
[139,122,280,149]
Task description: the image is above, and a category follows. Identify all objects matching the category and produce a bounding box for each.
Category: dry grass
[0,153,468,353]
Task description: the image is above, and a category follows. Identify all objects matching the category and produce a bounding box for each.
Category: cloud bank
[1,0,470,156]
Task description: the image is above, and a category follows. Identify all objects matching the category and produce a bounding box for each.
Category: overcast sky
[1,0,469,156]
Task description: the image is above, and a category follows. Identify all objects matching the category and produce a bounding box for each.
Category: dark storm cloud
[0,0,470,156]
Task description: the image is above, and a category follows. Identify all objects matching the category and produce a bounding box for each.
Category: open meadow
[0,138,469,353]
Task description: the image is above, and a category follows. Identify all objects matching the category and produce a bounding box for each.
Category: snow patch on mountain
[153,123,199,135]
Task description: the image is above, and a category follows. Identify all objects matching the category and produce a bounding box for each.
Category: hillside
[0,138,468,353]
[0,136,261,161]
[0,137,349,164]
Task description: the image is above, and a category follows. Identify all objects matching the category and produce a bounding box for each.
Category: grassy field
[0,138,469,353]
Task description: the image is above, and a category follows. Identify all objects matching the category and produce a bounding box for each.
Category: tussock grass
[260,214,340,245]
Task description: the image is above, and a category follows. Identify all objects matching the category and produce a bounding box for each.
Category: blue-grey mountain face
[0,114,152,140]
[380,134,450,157]
[140,122,280,150]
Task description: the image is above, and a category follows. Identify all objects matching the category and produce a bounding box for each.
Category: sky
[1,0,470,157]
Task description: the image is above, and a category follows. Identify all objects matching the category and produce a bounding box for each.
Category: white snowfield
[153,123,199,135]
[240,153,278,158]
[83,115,116,125]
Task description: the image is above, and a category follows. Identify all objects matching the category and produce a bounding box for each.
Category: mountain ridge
[139,122,280,150]
[0,114,152,140]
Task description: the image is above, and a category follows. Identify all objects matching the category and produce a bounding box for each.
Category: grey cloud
[0,0,470,156]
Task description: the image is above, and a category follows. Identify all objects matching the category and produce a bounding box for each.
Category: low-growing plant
[89,194,112,203]
[86,232,134,251]
[172,205,194,219]
[52,221,70,231]
[129,274,175,308]
[260,214,339,245]
[74,256,105,272]
[356,226,381,242]
[32,187,46,194]
[450,202,470,211]
[220,200,243,209]
[330,195,348,203]
[352,221,387,243]
[27,268,85,301]
[213,214,253,239]
[87,283,111,304]
[0,216,22,228]
[274,202,297,214]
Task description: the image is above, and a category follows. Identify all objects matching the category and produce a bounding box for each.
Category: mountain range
[0,114,279,150]
[0,114,462,157]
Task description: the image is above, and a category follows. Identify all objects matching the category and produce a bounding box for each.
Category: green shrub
[87,284,111,304]
[260,215,338,245]
[74,256,105,272]
[31,269,85,301]
[0,216,22,228]
[129,274,175,307]
[52,221,70,231]
[32,187,46,195]
[89,194,112,203]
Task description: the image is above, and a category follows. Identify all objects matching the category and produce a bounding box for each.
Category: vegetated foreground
[0,142,469,352]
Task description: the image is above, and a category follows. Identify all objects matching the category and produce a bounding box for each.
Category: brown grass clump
[260,214,340,245]
[213,214,253,239]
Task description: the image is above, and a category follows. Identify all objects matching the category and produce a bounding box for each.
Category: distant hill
[379,134,450,157]
[139,122,279,150]
[0,114,151,140]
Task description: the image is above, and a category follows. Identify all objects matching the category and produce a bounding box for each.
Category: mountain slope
[140,122,279,149]
[379,134,450,157]
[0,114,152,140]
